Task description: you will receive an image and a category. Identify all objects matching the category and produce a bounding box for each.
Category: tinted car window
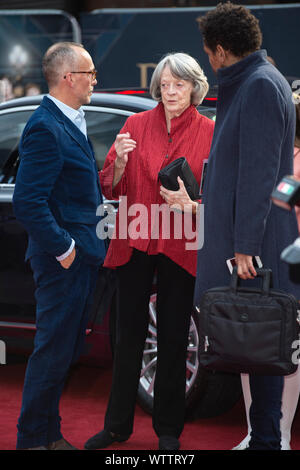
[197,107,216,121]
[0,110,32,182]
[85,110,129,169]
[0,108,130,181]
[0,105,214,182]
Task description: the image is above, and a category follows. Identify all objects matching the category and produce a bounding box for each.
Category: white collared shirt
[47,94,87,138]
[47,94,88,261]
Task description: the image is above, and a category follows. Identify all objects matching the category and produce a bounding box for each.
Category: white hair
[150,52,209,106]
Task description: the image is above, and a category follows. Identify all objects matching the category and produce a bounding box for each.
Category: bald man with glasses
[13,42,106,450]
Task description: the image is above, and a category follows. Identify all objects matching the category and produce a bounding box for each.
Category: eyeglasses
[64,70,97,80]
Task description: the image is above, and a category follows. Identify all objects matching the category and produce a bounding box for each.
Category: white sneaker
[232,434,251,450]
[232,434,291,450]
[281,439,291,451]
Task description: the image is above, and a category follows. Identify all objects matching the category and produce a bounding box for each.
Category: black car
[0,92,241,419]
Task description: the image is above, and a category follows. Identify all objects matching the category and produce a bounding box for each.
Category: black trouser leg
[249,375,283,450]
[104,250,156,436]
[104,249,195,438]
[153,255,195,438]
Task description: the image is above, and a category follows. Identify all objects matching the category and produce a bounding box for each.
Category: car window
[0,110,33,183]
[0,108,129,182]
[197,107,216,121]
[85,110,129,169]
[0,106,214,183]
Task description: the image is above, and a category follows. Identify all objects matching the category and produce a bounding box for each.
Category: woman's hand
[160,176,198,214]
[114,132,136,169]
[113,132,136,188]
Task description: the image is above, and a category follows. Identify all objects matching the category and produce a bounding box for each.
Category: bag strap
[230,267,273,295]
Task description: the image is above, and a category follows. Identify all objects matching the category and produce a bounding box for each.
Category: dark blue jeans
[249,375,283,450]
[16,252,99,449]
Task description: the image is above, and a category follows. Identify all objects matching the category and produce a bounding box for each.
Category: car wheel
[137,293,242,419]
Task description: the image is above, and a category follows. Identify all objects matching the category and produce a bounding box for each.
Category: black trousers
[249,375,283,450]
[104,249,195,438]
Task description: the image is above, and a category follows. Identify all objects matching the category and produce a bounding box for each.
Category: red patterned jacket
[99,102,214,276]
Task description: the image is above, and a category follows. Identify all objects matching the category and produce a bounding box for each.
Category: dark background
[0,1,299,97]
[0,0,299,17]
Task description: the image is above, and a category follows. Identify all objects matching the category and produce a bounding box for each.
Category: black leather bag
[197,268,300,375]
[158,157,200,200]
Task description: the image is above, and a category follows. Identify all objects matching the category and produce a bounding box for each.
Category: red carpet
[1,362,300,451]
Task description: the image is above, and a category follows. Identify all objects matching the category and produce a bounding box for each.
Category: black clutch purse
[158,157,200,200]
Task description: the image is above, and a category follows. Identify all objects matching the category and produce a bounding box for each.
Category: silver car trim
[0,105,38,115]
[0,321,92,335]
[0,105,133,116]
[0,184,14,202]
[82,106,133,116]
[0,321,36,330]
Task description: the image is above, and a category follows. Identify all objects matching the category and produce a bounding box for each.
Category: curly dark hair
[198,2,262,57]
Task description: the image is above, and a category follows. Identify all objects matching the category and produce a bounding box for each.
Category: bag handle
[230,266,273,295]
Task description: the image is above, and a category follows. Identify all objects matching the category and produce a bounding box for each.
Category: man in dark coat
[196,3,299,450]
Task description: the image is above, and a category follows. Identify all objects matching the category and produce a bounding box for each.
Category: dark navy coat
[13,96,106,265]
[194,50,300,303]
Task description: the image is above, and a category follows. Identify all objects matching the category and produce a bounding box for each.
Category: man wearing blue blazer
[13,42,107,450]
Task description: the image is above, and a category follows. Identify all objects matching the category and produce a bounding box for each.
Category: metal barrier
[81,5,300,89]
[0,6,299,96]
[0,9,81,100]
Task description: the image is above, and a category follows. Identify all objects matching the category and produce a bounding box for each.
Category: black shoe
[84,429,129,450]
[24,446,48,450]
[48,438,77,450]
[159,435,180,450]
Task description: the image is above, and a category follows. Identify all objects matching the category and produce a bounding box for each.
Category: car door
[0,103,130,353]
[0,107,36,331]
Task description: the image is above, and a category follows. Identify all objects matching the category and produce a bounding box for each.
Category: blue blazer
[13,96,106,265]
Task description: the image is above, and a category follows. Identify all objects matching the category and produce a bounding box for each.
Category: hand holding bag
[158,157,200,200]
[197,268,300,375]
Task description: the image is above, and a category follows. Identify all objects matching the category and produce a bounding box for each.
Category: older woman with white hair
[85,53,214,451]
